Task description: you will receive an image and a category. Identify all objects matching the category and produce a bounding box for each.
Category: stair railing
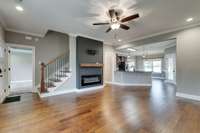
[40,52,69,93]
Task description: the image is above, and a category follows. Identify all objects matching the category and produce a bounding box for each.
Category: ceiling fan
[93,9,139,33]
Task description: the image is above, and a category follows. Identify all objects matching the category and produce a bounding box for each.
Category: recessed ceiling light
[186,18,193,22]
[118,39,122,42]
[25,36,32,40]
[127,48,136,52]
[16,5,24,12]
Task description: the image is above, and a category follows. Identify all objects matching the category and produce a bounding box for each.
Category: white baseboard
[76,85,104,93]
[38,85,105,98]
[152,77,165,80]
[176,92,200,101]
[39,89,76,98]
[164,80,177,85]
[106,82,152,87]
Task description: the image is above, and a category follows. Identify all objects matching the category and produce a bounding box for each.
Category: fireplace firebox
[81,75,102,86]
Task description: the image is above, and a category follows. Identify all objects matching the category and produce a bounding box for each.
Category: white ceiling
[0,0,200,44]
[117,39,176,56]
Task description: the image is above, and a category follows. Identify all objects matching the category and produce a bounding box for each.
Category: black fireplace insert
[81,75,102,86]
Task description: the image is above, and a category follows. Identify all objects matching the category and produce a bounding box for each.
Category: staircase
[39,53,71,93]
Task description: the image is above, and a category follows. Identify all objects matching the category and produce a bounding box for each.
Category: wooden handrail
[46,52,68,65]
[39,51,69,93]
[40,62,47,93]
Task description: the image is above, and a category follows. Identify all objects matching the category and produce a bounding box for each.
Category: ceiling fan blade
[93,22,109,25]
[109,9,115,18]
[115,11,120,21]
[120,24,130,30]
[106,27,112,33]
[120,13,139,23]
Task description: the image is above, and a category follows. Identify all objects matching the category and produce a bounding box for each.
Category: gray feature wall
[76,36,103,89]
[76,36,103,64]
[5,30,69,85]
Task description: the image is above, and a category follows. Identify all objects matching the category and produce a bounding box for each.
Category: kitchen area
[112,39,177,86]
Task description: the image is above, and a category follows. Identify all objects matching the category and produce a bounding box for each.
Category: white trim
[6,28,46,37]
[106,82,152,87]
[38,83,104,98]
[39,89,76,98]
[76,85,104,93]
[74,33,103,42]
[7,43,36,93]
[164,80,176,85]
[152,77,165,80]
[39,85,105,98]
[10,48,33,54]
[47,74,71,92]
[11,80,32,83]
[176,92,200,101]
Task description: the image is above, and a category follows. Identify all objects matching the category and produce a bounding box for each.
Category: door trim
[7,43,36,93]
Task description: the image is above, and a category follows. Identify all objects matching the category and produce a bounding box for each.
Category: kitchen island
[112,71,152,86]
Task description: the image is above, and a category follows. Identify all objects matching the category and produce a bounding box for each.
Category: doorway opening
[8,44,35,94]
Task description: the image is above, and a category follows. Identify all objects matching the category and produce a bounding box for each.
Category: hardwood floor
[1,79,200,133]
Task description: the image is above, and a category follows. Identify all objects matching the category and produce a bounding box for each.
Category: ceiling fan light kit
[111,23,120,30]
[93,8,139,33]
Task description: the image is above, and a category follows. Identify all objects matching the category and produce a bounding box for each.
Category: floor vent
[3,96,21,104]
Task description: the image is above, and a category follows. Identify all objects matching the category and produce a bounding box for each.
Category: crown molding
[124,22,200,44]
[5,28,46,37]
[115,23,200,50]
[75,33,104,42]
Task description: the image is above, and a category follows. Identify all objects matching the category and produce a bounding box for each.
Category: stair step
[55,74,68,77]
[63,67,69,70]
[49,78,62,82]
[45,82,55,88]
[60,70,70,73]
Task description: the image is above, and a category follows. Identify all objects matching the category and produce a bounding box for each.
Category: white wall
[103,44,116,83]
[57,35,77,90]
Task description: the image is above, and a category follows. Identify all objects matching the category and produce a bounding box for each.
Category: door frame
[7,43,36,93]
[165,53,176,85]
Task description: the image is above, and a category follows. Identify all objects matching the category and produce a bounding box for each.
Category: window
[153,60,162,73]
[144,60,153,72]
[0,46,4,58]
[126,57,136,72]
[144,59,162,73]
[127,61,135,71]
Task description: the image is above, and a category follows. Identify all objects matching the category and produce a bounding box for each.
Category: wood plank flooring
[1,79,200,133]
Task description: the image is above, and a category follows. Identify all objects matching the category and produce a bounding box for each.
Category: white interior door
[0,44,8,102]
[0,62,5,96]
[166,54,176,83]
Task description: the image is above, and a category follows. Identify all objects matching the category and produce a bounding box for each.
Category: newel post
[40,62,46,93]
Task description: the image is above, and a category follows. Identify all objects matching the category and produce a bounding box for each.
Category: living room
[0,0,200,132]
